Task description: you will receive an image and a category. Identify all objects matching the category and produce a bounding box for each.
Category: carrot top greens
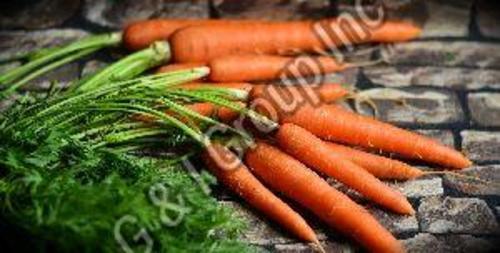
[0,41,258,252]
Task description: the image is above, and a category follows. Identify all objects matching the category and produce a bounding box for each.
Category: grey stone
[220,201,298,245]
[337,0,471,37]
[81,60,109,78]
[0,29,89,61]
[461,131,500,163]
[380,41,500,69]
[212,0,332,20]
[418,197,499,234]
[415,130,455,149]
[403,233,496,253]
[468,93,500,127]
[363,65,500,90]
[419,0,472,38]
[83,0,209,28]
[367,206,419,234]
[476,0,500,39]
[0,93,20,112]
[22,63,80,91]
[443,165,500,197]
[273,241,353,253]
[0,61,20,74]
[0,0,80,29]
[354,87,464,126]
[391,177,444,199]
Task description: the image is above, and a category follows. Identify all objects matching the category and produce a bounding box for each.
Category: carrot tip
[310,240,326,253]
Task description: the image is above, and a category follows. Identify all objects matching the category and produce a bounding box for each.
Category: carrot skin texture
[276,123,414,215]
[170,20,421,63]
[326,142,424,180]
[156,62,206,73]
[208,54,348,82]
[250,83,348,104]
[186,102,244,122]
[280,105,472,169]
[203,144,318,243]
[245,142,404,253]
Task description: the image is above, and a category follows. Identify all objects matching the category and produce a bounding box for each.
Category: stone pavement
[1,1,499,252]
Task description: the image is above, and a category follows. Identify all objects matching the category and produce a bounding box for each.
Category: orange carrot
[203,143,319,243]
[276,123,414,215]
[170,20,421,62]
[124,19,267,51]
[177,82,254,93]
[245,142,404,253]
[156,62,206,73]
[185,102,244,123]
[208,54,348,82]
[280,104,472,169]
[326,142,424,180]
[250,83,348,103]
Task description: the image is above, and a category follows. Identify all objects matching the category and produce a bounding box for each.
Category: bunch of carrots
[118,18,471,253]
[1,17,472,253]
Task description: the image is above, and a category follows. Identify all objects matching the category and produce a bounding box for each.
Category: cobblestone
[476,0,500,39]
[354,87,464,126]
[363,66,500,90]
[83,0,209,28]
[380,41,500,69]
[368,206,419,235]
[273,241,353,253]
[402,233,496,253]
[418,197,499,235]
[391,177,444,199]
[0,29,89,61]
[468,93,500,127]
[220,201,297,245]
[0,0,80,29]
[461,131,500,163]
[212,0,332,20]
[443,165,500,197]
[81,60,108,78]
[415,130,455,149]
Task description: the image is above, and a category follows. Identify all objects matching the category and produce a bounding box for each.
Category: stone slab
[461,131,500,163]
[418,197,499,235]
[363,66,500,90]
[468,93,500,127]
[443,165,500,197]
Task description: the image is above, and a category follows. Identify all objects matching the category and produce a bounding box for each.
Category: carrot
[276,123,414,215]
[280,104,472,169]
[203,143,319,244]
[250,83,348,103]
[156,62,206,73]
[245,142,404,253]
[207,54,348,82]
[184,102,244,123]
[170,20,421,62]
[177,82,254,93]
[124,19,265,51]
[326,142,424,180]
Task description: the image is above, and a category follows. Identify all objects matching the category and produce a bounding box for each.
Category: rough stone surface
[443,165,500,197]
[415,130,455,149]
[22,63,80,91]
[418,197,499,235]
[0,29,89,60]
[337,0,471,37]
[380,41,500,69]
[461,131,500,163]
[368,206,419,235]
[363,66,500,90]
[403,233,496,253]
[354,87,464,126]
[476,0,500,39]
[212,0,332,20]
[0,0,80,29]
[468,93,500,127]
[80,60,108,78]
[220,201,297,245]
[83,0,209,28]
[0,62,20,74]
[391,177,444,199]
[419,0,472,38]
[273,241,353,253]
